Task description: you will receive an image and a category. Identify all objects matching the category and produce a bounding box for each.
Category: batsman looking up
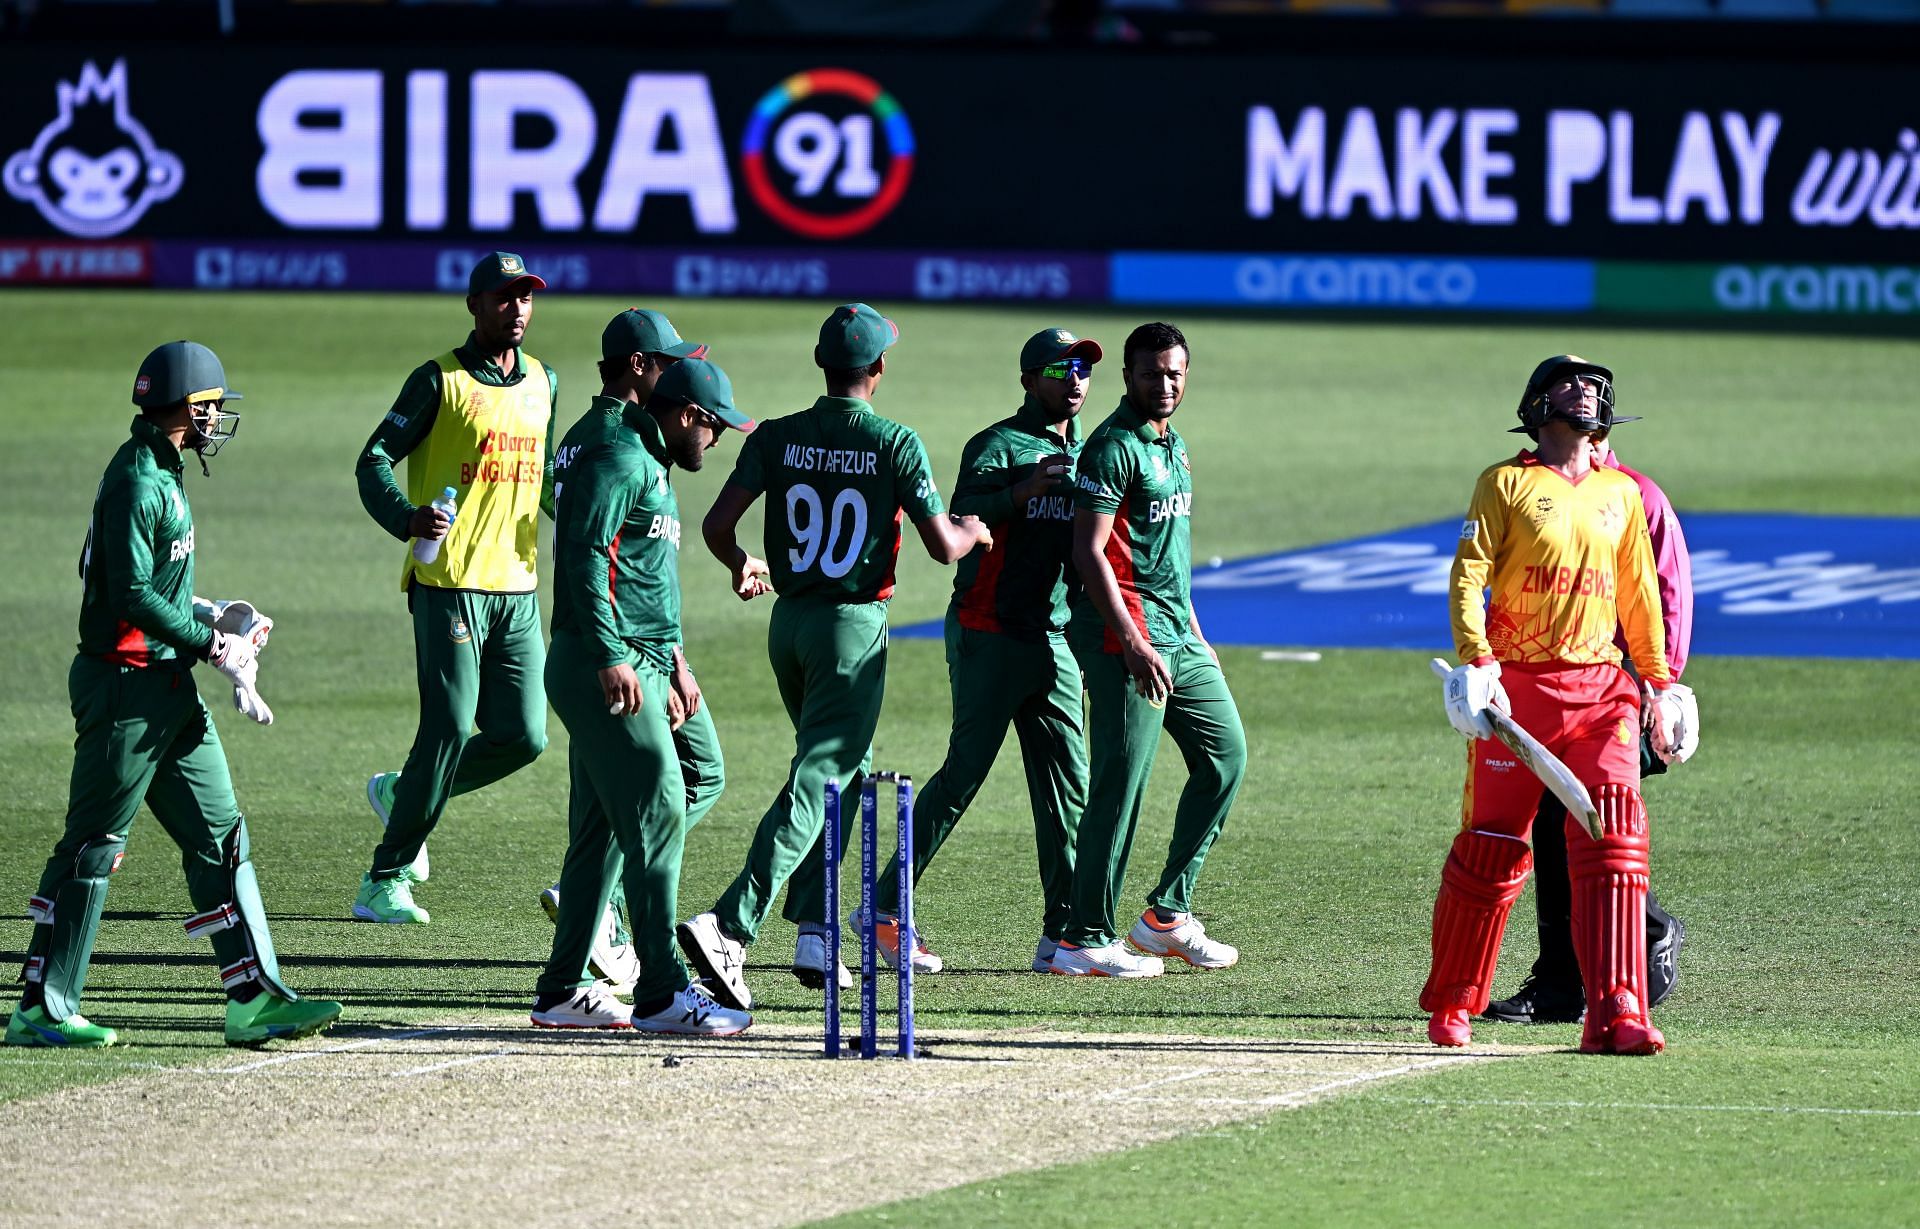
[537,308,712,995]
[6,341,342,1050]
[533,356,755,1035]
[677,304,992,1011]
[350,252,558,925]
[868,328,1098,976]
[1425,355,1696,1055]
[1054,321,1246,979]
[1484,423,1695,1026]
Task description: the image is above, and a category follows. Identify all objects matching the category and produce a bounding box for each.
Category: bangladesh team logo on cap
[501,254,524,275]
[741,69,915,240]
[3,59,183,239]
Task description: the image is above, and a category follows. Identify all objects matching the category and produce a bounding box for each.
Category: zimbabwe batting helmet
[1511,354,1639,438]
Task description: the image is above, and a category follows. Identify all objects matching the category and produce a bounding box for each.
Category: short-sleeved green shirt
[1068,399,1195,652]
[549,401,684,672]
[77,416,215,666]
[727,395,945,603]
[947,395,1081,641]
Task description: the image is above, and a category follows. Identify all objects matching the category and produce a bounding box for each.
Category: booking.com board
[3,46,1919,322]
[896,515,1920,661]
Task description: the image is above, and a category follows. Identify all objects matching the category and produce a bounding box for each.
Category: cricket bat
[1429,659,1602,840]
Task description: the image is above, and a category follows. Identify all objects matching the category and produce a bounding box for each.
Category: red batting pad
[1420,830,1532,1015]
[1569,783,1655,1052]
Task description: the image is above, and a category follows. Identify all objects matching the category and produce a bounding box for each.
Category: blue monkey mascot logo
[4,60,183,238]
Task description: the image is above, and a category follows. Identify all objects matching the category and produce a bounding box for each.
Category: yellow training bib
[401,351,552,593]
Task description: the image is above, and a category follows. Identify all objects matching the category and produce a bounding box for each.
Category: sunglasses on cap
[1038,358,1092,381]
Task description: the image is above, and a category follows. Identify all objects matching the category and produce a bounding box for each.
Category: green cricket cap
[602,308,706,361]
[1020,328,1103,372]
[132,340,243,408]
[816,302,898,369]
[654,357,754,433]
[467,251,548,297]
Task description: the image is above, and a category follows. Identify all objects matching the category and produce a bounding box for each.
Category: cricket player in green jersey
[537,307,712,993]
[677,304,993,1010]
[533,356,755,1034]
[351,252,559,925]
[6,341,343,1049]
[869,327,1099,976]
[1054,321,1246,979]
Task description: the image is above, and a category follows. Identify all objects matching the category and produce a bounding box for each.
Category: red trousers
[1423,661,1658,1048]
[1462,661,1640,836]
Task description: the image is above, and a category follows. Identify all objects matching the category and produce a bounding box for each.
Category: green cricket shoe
[4,1004,119,1048]
[353,871,430,924]
[225,993,343,1047]
[367,771,428,881]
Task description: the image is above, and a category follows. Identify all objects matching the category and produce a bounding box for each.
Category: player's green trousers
[23,657,285,1020]
[715,597,888,943]
[537,633,692,1006]
[1062,633,1246,949]
[596,679,726,947]
[874,613,1086,940]
[371,586,547,879]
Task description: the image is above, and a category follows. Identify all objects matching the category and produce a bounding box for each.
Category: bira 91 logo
[4,60,183,239]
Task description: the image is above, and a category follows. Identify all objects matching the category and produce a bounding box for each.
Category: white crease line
[1097,1067,1221,1100]
[121,1028,464,1076]
[393,1050,517,1078]
[1256,1054,1491,1107]
[218,1027,460,1074]
[1378,1096,1920,1119]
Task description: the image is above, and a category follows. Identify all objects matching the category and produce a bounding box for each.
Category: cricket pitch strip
[1,1024,1519,1227]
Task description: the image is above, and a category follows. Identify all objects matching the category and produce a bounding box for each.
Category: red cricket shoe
[1428,1009,1471,1047]
[1580,989,1665,1056]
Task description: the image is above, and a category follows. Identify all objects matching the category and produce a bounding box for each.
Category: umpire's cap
[133,341,242,409]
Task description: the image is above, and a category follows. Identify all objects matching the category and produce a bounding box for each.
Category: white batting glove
[1442,659,1509,741]
[207,630,273,726]
[1645,682,1697,764]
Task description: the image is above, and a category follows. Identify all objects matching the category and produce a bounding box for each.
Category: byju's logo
[4,60,183,238]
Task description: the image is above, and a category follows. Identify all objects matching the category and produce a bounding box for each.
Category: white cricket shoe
[1128,911,1240,970]
[674,912,752,1011]
[1032,935,1060,973]
[792,929,853,990]
[540,886,639,995]
[530,985,633,1029]
[1049,941,1164,978]
[632,984,752,1036]
[850,910,944,974]
[367,771,429,882]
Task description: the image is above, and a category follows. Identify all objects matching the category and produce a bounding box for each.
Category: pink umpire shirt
[1607,456,1692,680]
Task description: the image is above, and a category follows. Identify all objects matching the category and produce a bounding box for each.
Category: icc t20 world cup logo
[4,59,183,238]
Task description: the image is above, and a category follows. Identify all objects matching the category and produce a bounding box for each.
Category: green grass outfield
[4,291,1918,1226]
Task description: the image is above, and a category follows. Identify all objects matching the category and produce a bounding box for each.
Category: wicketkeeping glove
[207,630,274,726]
[193,597,274,651]
[1442,659,1510,741]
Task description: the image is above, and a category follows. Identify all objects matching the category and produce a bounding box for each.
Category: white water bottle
[411,486,458,564]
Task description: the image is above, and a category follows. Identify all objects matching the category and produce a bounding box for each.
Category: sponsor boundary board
[896,515,1920,661]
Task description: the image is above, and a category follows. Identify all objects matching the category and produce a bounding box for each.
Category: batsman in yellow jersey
[349,252,559,924]
[1424,356,1692,1056]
